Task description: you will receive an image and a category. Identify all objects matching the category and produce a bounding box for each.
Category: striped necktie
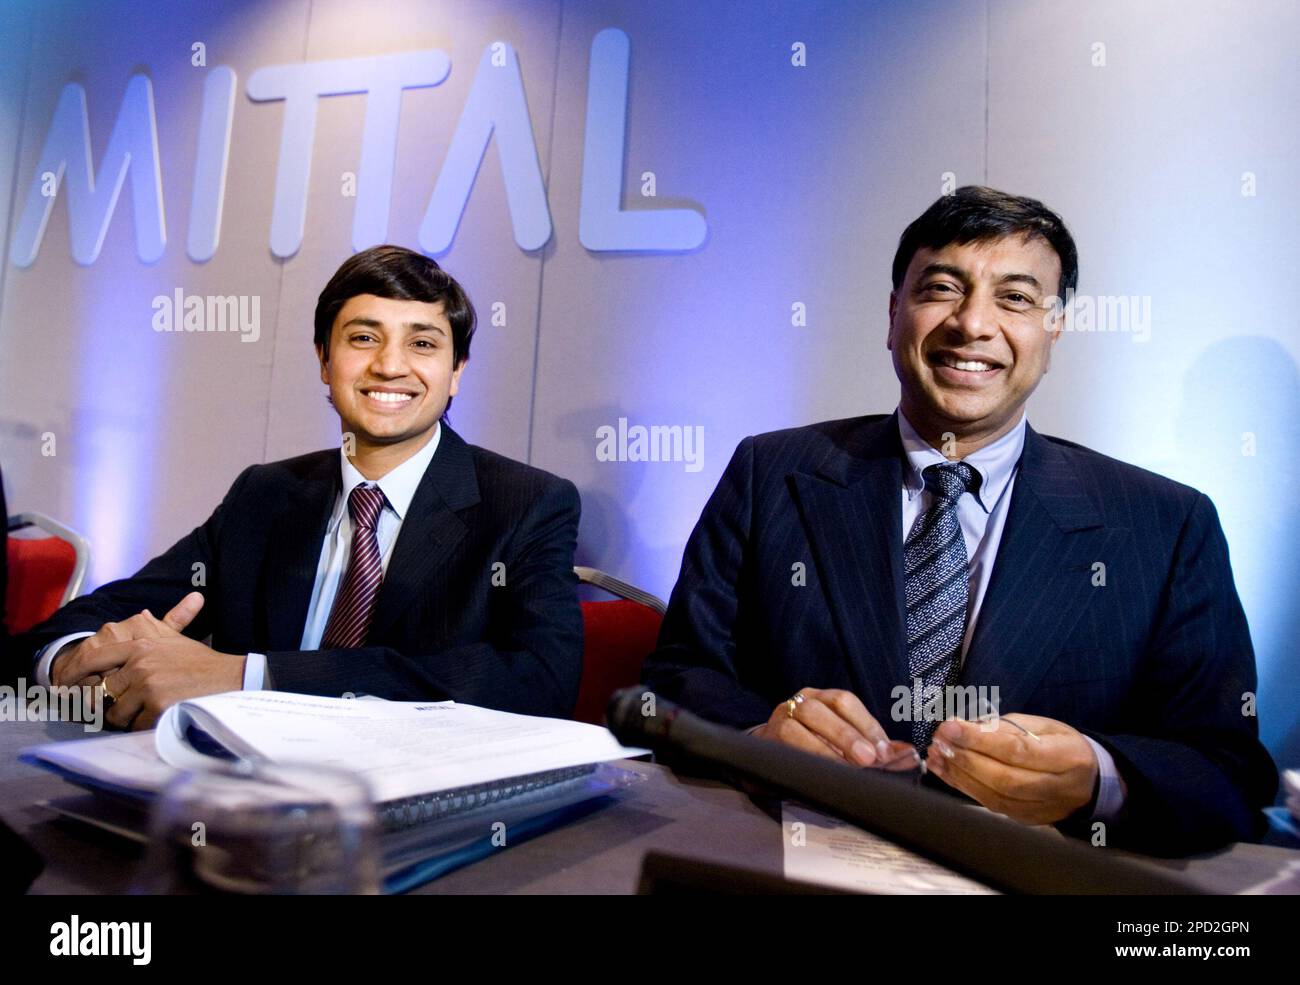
[320,483,387,649]
[904,461,978,751]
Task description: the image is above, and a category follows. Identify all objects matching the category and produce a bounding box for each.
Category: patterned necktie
[320,483,387,649]
[904,461,978,751]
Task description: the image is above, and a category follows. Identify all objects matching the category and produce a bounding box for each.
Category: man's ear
[1043,301,1063,373]
[316,343,329,385]
[886,290,898,350]
[449,357,467,397]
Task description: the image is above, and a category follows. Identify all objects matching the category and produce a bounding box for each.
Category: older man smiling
[644,187,1277,856]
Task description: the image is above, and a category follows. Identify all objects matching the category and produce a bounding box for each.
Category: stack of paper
[782,802,998,894]
[19,691,648,892]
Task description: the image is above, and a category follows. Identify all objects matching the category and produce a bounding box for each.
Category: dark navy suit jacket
[643,413,1277,856]
[17,426,583,717]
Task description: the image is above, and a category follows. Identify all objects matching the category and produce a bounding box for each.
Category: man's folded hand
[51,591,206,688]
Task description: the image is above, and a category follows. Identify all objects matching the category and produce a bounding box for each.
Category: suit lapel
[960,424,1108,709]
[366,424,480,642]
[789,414,909,722]
[262,452,339,651]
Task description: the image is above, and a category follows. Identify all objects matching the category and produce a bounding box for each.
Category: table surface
[4,719,1297,894]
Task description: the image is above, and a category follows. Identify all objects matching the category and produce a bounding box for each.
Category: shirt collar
[897,407,1026,514]
[335,423,442,526]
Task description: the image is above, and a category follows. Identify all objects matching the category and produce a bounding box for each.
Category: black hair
[892,186,1078,300]
[315,245,476,417]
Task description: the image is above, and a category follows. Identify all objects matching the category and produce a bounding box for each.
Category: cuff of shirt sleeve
[1084,735,1126,822]
[243,653,267,690]
[34,632,95,686]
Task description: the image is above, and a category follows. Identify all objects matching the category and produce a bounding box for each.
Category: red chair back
[5,535,77,634]
[572,598,663,725]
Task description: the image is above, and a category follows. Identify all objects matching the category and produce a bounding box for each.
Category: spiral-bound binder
[376,763,598,831]
[32,761,644,893]
[379,763,643,891]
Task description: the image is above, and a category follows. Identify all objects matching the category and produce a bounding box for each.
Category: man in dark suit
[643,187,1276,856]
[19,246,582,728]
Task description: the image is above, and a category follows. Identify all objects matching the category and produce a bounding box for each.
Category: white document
[22,730,180,794]
[155,690,648,803]
[782,802,998,895]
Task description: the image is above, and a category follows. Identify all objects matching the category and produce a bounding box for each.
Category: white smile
[936,355,999,372]
[362,390,415,404]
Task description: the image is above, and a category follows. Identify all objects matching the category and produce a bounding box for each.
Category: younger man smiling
[21,246,583,728]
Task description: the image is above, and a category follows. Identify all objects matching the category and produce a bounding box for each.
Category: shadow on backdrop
[1149,336,1300,780]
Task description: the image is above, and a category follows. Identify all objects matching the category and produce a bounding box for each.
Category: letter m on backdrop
[10,74,166,267]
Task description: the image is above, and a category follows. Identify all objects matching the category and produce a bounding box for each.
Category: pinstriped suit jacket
[643,412,1277,855]
[16,425,583,717]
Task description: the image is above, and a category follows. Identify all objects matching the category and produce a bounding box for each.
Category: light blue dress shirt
[897,408,1124,822]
